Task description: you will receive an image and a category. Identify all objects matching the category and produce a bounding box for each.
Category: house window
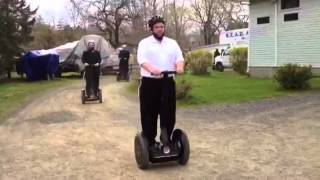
[257,17,270,24]
[284,13,299,21]
[281,0,300,9]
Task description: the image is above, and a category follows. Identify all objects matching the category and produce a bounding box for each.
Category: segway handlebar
[84,63,100,67]
[161,71,177,75]
[151,71,177,76]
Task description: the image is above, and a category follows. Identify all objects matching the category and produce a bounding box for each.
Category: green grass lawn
[0,78,72,123]
[178,72,320,107]
[127,71,320,107]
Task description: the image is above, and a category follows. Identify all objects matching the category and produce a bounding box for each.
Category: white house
[248,0,320,77]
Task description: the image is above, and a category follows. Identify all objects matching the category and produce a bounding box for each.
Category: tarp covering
[22,50,59,81]
[61,35,116,71]
[53,41,79,63]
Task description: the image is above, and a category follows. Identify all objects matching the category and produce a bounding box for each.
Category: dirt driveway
[0,76,319,180]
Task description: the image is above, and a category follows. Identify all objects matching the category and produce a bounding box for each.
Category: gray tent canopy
[58,34,117,73]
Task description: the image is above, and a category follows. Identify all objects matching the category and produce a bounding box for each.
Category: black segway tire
[116,74,120,81]
[98,89,102,103]
[172,129,190,165]
[81,89,86,104]
[134,133,149,169]
[216,63,224,72]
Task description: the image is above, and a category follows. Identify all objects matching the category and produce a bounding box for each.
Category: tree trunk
[115,24,120,47]
[7,71,11,79]
[203,24,212,45]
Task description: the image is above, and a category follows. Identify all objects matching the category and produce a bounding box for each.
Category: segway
[116,57,130,82]
[134,71,190,169]
[81,64,102,104]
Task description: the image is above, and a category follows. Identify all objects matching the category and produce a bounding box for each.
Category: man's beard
[152,32,165,41]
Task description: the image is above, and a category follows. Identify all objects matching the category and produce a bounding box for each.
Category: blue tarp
[22,50,59,81]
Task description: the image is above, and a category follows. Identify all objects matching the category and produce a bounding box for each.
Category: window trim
[284,13,299,22]
[281,0,300,10]
[257,16,270,25]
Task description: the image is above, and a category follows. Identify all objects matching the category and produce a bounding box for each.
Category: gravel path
[0,76,319,180]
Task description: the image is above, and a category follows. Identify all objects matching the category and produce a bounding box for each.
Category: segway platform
[81,88,102,104]
[134,129,190,169]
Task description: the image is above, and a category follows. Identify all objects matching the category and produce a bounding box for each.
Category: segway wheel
[81,89,86,104]
[116,74,120,81]
[172,129,190,165]
[134,133,149,169]
[98,89,102,103]
[216,63,224,72]
[126,74,130,82]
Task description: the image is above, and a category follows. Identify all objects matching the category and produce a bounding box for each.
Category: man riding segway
[134,15,190,169]
[81,40,102,100]
[117,44,130,81]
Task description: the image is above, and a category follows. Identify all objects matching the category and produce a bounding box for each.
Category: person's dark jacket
[118,49,130,60]
[214,49,220,59]
[81,50,101,65]
[118,49,130,72]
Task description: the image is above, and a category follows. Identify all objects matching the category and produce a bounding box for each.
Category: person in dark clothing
[213,49,221,65]
[16,58,24,78]
[118,45,130,79]
[81,40,101,98]
[214,48,220,59]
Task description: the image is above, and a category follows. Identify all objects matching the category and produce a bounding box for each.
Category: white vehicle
[213,47,231,72]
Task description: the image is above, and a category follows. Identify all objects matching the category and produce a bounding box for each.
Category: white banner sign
[220,28,249,46]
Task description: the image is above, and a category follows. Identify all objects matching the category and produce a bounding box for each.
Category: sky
[25,0,248,26]
[26,0,70,24]
[25,0,192,24]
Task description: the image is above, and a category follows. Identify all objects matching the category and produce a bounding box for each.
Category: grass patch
[0,78,72,123]
[126,71,320,107]
[127,80,139,94]
[178,72,320,107]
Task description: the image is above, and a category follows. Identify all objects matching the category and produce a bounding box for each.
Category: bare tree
[69,0,91,28]
[69,0,136,47]
[190,0,219,45]
[225,3,249,30]
[119,0,164,46]
[119,0,147,46]
[190,0,248,45]
[161,0,189,46]
[67,0,248,47]
[67,1,82,28]
[217,0,249,30]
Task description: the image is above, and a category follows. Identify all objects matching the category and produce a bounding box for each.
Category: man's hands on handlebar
[176,61,184,74]
[141,63,161,76]
[84,63,99,67]
[150,67,162,76]
[141,62,184,76]
[176,67,184,74]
